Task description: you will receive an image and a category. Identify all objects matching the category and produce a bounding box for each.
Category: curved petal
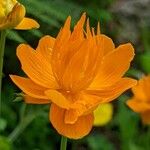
[15,17,39,30]
[17,44,58,89]
[62,37,101,92]
[131,75,150,101]
[50,104,94,139]
[96,34,115,56]
[45,90,72,109]
[36,35,55,62]
[132,84,147,102]
[10,75,48,99]
[127,99,150,113]
[89,43,135,89]
[86,78,137,103]
[143,76,150,99]
[73,93,102,116]
[64,109,79,124]
[51,16,71,81]
[24,95,50,104]
[0,3,25,30]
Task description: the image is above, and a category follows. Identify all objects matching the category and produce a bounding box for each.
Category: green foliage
[0,136,12,150]
[87,134,115,150]
[139,52,150,74]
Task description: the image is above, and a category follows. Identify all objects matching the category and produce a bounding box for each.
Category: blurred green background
[1,0,150,149]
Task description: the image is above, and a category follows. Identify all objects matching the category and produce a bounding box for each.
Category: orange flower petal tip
[126,75,150,125]
[0,0,39,30]
[11,13,136,139]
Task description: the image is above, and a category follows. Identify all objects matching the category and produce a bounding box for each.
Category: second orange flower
[10,13,137,139]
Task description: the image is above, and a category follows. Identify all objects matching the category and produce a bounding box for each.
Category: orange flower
[127,75,150,125]
[10,13,136,139]
[0,0,39,30]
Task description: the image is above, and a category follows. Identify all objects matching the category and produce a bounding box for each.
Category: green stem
[8,114,36,143]
[60,136,67,150]
[0,30,7,117]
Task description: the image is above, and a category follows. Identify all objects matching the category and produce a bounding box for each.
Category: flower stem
[60,136,67,150]
[0,30,7,117]
[8,113,36,143]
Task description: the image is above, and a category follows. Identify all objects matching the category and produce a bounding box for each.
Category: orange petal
[73,93,102,116]
[62,38,100,92]
[71,13,86,40]
[126,99,150,112]
[10,75,48,99]
[17,44,58,89]
[51,16,71,80]
[132,81,147,101]
[141,111,150,125]
[143,76,150,99]
[15,17,40,30]
[53,13,86,81]
[50,104,94,139]
[64,109,78,124]
[97,22,101,35]
[24,95,50,104]
[45,90,72,109]
[96,34,115,56]
[53,16,71,52]
[36,35,55,62]
[86,18,92,38]
[89,43,135,89]
[131,75,150,101]
[86,78,137,103]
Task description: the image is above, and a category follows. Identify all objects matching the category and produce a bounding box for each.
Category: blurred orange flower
[10,13,136,139]
[0,0,39,30]
[127,75,150,125]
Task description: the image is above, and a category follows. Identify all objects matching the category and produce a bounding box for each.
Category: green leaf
[0,118,7,131]
[139,52,150,73]
[0,136,12,150]
[87,134,115,150]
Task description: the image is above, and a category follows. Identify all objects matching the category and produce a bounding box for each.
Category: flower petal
[74,93,101,116]
[132,84,147,101]
[64,109,79,124]
[141,111,150,125]
[0,3,25,30]
[36,35,55,62]
[50,104,94,139]
[89,43,135,89]
[45,90,72,109]
[17,44,58,89]
[71,13,86,40]
[24,95,50,104]
[51,16,71,80]
[96,34,115,56]
[86,78,137,103]
[126,99,150,112]
[10,75,48,99]
[62,38,101,92]
[15,17,39,30]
